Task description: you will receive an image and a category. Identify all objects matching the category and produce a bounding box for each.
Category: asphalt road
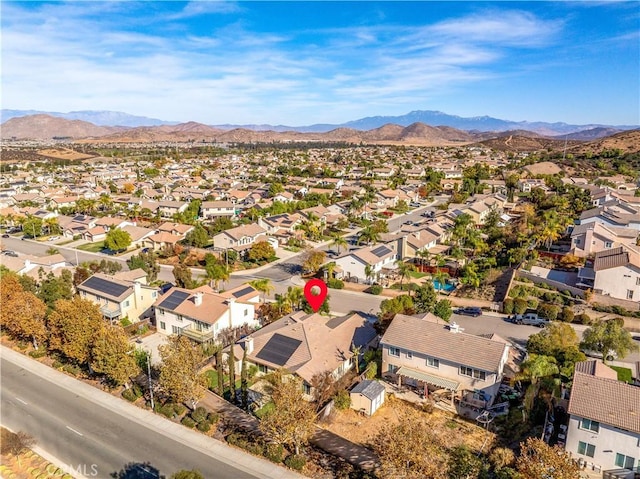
[0,357,264,479]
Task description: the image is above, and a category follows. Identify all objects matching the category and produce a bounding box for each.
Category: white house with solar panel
[77,272,159,323]
[153,283,260,343]
[333,243,397,283]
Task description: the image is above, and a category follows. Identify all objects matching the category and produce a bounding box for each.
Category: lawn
[610,365,633,383]
[254,401,275,419]
[408,270,427,279]
[76,241,105,253]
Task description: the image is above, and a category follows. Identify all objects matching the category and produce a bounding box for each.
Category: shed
[350,380,386,416]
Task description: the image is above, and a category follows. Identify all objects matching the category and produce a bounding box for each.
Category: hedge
[181,416,196,428]
[285,454,307,471]
[326,278,344,289]
[368,285,383,295]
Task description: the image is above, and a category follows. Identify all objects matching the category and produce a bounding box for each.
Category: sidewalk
[201,391,380,471]
[1,346,304,479]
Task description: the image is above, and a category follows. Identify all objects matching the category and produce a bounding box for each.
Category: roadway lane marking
[15,397,28,405]
[65,426,83,436]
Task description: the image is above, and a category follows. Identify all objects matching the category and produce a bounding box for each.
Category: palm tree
[432,269,449,292]
[416,249,430,272]
[516,354,559,416]
[358,226,379,246]
[249,278,274,303]
[395,260,416,291]
[350,344,362,374]
[285,286,304,310]
[206,263,230,291]
[331,233,348,255]
[364,264,374,285]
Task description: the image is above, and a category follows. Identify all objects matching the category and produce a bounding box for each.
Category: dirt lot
[319,394,495,451]
[37,148,94,161]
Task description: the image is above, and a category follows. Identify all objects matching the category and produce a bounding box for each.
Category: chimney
[194,292,203,306]
[245,337,254,355]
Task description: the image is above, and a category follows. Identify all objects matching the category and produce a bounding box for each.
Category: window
[158,308,165,315]
[152,291,157,298]
[615,453,635,469]
[604,241,612,248]
[577,441,595,458]
[459,366,486,380]
[406,351,413,359]
[244,309,248,316]
[177,315,183,322]
[124,300,130,307]
[159,321,166,330]
[637,277,640,285]
[628,290,634,300]
[172,325,181,334]
[258,364,268,374]
[426,357,439,368]
[580,418,600,433]
[389,347,400,357]
[302,383,312,395]
[388,364,399,373]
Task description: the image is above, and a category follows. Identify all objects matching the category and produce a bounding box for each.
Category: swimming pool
[433,280,456,292]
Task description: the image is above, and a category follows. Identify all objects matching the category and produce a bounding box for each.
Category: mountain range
[2,109,637,136]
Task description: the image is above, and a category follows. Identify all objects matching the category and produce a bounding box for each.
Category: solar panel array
[232,286,255,298]
[371,246,390,257]
[158,290,190,310]
[255,333,302,366]
[82,276,130,298]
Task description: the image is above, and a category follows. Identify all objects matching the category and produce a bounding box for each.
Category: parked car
[48,235,60,241]
[1,234,9,238]
[410,202,421,208]
[403,220,414,226]
[3,250,18,257]
[581,348,618,362]
[508,313,548,327]
[454,307,483,317]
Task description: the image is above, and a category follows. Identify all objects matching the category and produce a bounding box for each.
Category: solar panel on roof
[371,246,390,257]
[82,276,130,298]
[255,333,302,367]
[158,290,190,310]
[232,286,255,298]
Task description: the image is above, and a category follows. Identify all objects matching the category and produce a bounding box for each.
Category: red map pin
[304,278,328,312]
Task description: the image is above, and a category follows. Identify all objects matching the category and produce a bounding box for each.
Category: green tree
[248,241,275,262]
[204,260,229,290]
[249,278,274,303]
[91,325,139,386]
[413,283,437,313]
[580,318,638,363]
[105,228,132,251]
[172,263,195,289]
[448,445,484,479]
[22,216,43,238]
[158,335,207,408]
[183,224,209,248]
[395,260,416,290]
[216,347,224,395]
[358,225,380,245]
[127,251,160,282]
[330,233,348,254]
[47,297,104,364]
[228,344,237,403]
[240,346,249,409]
[516,354,559,414]
[301,250,326,275]
[37,270,74,309]
[379,295,414,323]
[433,299,452,322]
[259,371,317,454]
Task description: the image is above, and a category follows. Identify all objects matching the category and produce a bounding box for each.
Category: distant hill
[555,127,623,141]
[1,109,176,127]
[567,129,640,155]
[1,114,120,139]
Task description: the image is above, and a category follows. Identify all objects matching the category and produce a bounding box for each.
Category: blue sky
[2,1,639,126]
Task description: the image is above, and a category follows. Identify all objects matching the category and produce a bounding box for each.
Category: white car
[48,236,60,241]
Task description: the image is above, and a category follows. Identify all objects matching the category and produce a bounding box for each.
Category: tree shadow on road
[111,462,165,479]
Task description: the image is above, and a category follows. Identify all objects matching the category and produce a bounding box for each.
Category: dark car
[1,234,9,238]
[454,307,483,317]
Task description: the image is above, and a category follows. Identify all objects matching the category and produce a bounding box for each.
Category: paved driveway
[133,332,168,365]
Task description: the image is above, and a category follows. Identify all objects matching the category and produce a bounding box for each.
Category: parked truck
[508,313,548,327]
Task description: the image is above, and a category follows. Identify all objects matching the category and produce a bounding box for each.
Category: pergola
[396,365,460,406]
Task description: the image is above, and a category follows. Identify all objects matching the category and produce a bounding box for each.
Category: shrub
[191,406,208,423]
[559,307,574,323]
[526,299,539,310]
[265,444,284,463]
[369,284,383,295]
[503,298,514,314]
[62,364,82,376]
[284,454,306,471]
[537,303,560,321]
[181,416,196,428]
[513,298,528,314]
[52,360,63,369]
[207,412,219,424]
[196,420,211,432]
[574,313,592,325]
[365,361,378,380]
[122,389,138,402]
[326,278,344,289]
[248,365,259,379]
[28,349,47,359]
[159,404,175,418]
[120,317,132,327]
[333,390,351,410]
[173,403,186,416]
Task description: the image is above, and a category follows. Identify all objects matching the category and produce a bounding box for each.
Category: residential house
[517,179,548,193]
[158,200,189,218]
[212,223,267,251]
[579,200,640,231]
[570,222,638,257]
[565,360,640,476]
[78,272,159,322]
[201,201,236,219]
[381,313,509,412]
[120,225,156,249]
[577,246,640,302]
[143,232,183,252]
[333,243,397,283]
[157,222,194,237]
[232,311,377,400]
[153,284,260,343]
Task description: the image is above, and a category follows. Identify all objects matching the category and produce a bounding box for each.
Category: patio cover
[397,366,460,391]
